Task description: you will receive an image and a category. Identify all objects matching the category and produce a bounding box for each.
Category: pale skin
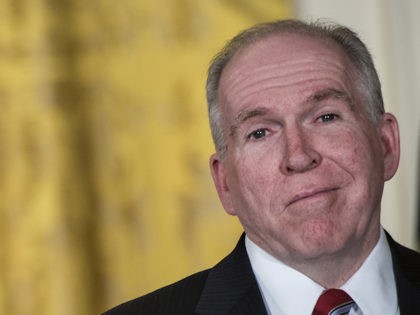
[210,34,400,288]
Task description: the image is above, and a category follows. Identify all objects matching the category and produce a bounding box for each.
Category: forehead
[219,33,356,109]
[223,33,349,77]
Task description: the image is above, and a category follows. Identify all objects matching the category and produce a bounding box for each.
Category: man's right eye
[248,128,268,140]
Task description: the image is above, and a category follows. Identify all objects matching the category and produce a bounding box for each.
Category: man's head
[207,20,385,159]
[207,19,400,279]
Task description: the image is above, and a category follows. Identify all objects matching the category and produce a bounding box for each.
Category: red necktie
[312,288,356,315]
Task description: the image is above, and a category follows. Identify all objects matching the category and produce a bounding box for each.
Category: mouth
[287,187,338,207]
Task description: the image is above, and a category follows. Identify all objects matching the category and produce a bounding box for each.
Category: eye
[318,113,338,122]
[248,128,268,140]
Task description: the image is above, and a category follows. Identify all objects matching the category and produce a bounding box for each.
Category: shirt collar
[341,229,399,315]
[245,228,398,315]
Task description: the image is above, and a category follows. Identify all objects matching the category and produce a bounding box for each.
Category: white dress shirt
[245,228,400,315]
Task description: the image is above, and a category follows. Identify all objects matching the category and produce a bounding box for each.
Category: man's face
[210,34,400,264]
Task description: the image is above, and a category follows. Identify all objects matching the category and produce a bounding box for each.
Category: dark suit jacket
[103,232,420,314]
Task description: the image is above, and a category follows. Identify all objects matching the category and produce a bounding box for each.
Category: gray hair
[206,19,385,158]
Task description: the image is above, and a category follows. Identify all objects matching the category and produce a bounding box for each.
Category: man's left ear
[379,113,400,181]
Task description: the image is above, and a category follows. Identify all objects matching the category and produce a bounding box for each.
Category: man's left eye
[318,113,338,122]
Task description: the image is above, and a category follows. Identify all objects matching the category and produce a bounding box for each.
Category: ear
[379,113,400,181]
[209,154,237,215]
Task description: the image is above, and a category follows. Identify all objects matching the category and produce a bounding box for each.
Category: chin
[296,227,348,255]
[295,241,344,259]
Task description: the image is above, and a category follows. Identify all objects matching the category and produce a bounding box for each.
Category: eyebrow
[309,88,353,105]
[230,107,270,137]
[228,88,354,137]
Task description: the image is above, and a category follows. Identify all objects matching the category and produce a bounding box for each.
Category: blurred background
[0,0,418,314]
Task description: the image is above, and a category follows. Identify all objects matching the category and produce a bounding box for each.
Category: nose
[280,125,321,175]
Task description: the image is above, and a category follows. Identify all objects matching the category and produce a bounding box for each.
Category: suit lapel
[195,234,267,315]
[386,232,420,314]
[195,231,420,314]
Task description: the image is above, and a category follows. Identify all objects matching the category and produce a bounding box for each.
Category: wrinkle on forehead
[221,34,348,77]
[222,62,348,108]
[218,34,358,118]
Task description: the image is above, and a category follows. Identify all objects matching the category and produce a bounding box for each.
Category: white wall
[295,0,420,248]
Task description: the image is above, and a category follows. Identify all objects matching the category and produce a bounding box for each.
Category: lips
[287,187,338,207]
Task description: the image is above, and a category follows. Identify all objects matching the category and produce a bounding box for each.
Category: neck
[250,226,381,289]
[287,230,380,288]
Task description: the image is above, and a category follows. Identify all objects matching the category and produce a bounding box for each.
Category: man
[104,19,420,315]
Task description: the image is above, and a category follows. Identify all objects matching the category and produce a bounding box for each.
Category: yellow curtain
[0,1,292,314]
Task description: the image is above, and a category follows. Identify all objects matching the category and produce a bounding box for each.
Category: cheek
[227,155,278,208]
[228,160,267,199]
[327,131,384,206]
[325,130,379,172]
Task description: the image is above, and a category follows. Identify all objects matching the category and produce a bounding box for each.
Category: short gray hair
[206,19,385,158]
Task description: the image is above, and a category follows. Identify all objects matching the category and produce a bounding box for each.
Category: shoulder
[387,232,420,287]
[102,234,258,315]
[102,269,209,315]
[390,238,420,263]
